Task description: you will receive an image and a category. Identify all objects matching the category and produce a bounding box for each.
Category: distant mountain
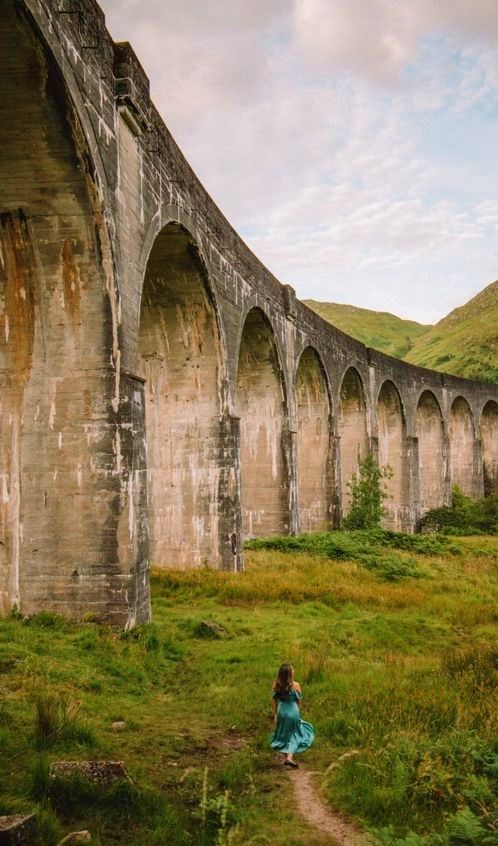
[304,281,498,385]
[404,280,498,383]
[303,300,431,359]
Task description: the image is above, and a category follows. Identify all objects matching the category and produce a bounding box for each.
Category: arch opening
[295,348,332,532]
[449,397,476,497]
[339,368,369,516]
[415,391,445,514]
[480,401,498,495]
[139,223,223,568]
[236,308,288,537]
[377,381,410,530]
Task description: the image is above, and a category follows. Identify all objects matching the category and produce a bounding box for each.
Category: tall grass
[1,531,497,844]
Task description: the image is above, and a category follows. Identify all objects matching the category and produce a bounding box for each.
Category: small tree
[342,453,393,530]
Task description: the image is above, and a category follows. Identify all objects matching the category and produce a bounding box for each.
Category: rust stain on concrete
[0,213,35,388]
[61,239,81,323]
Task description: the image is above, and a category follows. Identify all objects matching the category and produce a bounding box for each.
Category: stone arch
[415,391,445,514]
[236,307,288,537]
[0,2,138,621]
[339,367,369,515]
[377,381,410,530]
[480,401,498,495]
[295,347,332,532]
[449,397,476,497]
[139,222,226,568]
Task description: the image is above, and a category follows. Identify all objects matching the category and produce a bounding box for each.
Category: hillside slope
[303,300,431,359]
[305,281,498,384]
[404,280,498,383]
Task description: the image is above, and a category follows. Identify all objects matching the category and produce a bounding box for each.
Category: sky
[99,0,498,324]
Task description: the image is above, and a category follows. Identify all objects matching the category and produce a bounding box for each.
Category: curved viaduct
[1,0,498,626]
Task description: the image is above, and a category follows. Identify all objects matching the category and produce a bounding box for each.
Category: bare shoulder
[293,681,302,691]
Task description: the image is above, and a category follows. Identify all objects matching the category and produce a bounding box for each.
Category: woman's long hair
[273,663,294,699]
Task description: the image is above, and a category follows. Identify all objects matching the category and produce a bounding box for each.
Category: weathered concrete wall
[2,0,498,622]
[338,368,369,515]
[0,1,149,625]
[449,397,477,497]
[377,381,411,530]
[415,391,447,514]
[295,347,332,532]
[236,308,288,537]
[481,401,498,494]
[139,223,223,567]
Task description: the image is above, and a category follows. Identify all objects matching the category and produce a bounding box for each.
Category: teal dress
[270,687,315,755]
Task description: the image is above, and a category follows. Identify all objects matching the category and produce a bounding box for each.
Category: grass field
[1,532,498,845]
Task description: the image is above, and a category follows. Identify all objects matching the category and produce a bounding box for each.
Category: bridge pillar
[287,422,299,535]
[473,438,485,499]
[443,434,452,506]
[330,434,342,528]
[407,436,420,531]
[219,413,243,572]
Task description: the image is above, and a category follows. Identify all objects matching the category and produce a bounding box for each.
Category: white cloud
[98,0,498,323]
[293,0,498,85]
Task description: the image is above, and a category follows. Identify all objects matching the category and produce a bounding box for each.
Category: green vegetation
[1,532,498,844]
[405,280,498,383]
[303,300,431,359]
[305,280,498,384]
[421,486,498,536]
[342,454,393,530]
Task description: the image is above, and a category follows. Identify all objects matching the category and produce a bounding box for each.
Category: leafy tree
[342,454,393,530]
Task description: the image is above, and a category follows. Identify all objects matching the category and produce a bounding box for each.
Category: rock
[194,620,228,639]
[49,761,131,790]
[0,814,37,845]
[111,721,126,731]
[58,833,91,845]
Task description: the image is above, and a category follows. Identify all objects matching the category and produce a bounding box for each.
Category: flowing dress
[270,687,315,755]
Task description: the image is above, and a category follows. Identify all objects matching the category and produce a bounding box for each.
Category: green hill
[404,280,498,383]
[303,300,431,359]
[305,281,498,384]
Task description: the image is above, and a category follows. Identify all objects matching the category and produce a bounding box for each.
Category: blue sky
[100,0,498,324]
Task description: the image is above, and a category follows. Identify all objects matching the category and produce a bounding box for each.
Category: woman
[270,663,314,768]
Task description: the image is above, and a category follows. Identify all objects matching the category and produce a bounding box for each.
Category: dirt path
[289,766,367,846]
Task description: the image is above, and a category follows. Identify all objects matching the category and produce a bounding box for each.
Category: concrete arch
[139,221,228,568]
[140,208,217,308]
[415,390,446,514]
[0,1,143,622]
[294,346,333,532]
[411,385,445,435]
[449,397,476,497]
[480,400,498,495]
[377,380,410,530]
[19,0,114,209]
[233,297,289,407]
[338,367,369,515]
[138,213,229,383]
[236,307,289,537]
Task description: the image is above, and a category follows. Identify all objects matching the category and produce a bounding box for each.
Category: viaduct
[1,0,498,627]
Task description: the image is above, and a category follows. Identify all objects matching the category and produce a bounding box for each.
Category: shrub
[342,455,393,530]
[421,487,498,536]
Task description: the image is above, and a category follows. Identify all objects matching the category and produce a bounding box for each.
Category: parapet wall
[1,0,497,625]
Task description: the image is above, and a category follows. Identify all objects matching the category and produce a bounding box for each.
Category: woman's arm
[272,698,278,721]
[294,681,302,709]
